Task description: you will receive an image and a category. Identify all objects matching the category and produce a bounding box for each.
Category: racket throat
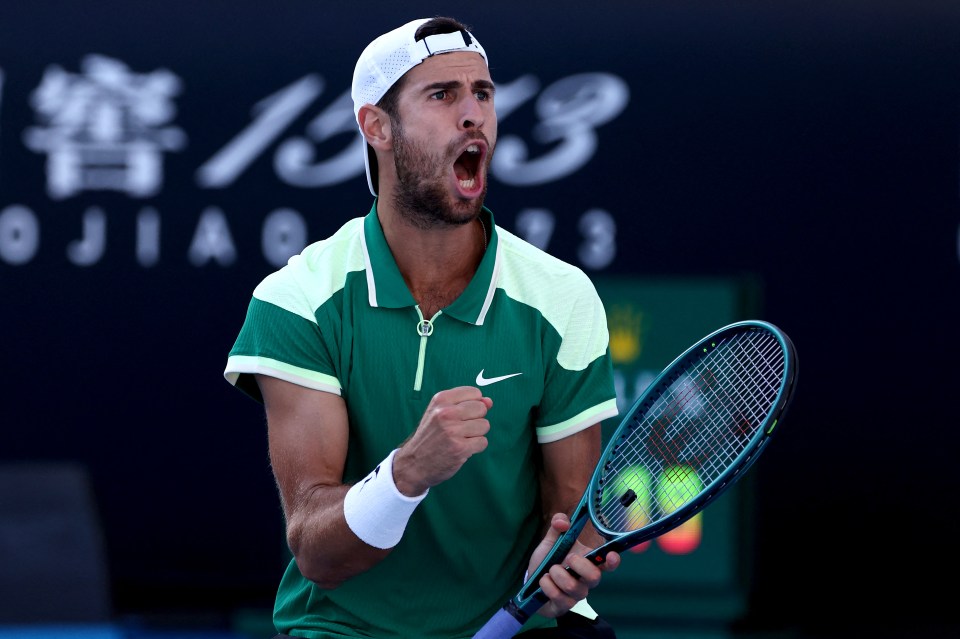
[504,600,531,626]
[584,538,627,566]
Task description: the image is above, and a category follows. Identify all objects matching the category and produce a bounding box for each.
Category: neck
[377,203,487,317]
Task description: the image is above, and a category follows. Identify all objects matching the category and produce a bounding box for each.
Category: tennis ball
[601,465,652,531]
[655,465,703,514]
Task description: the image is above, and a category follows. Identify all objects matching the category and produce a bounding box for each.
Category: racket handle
[471,607,525,639]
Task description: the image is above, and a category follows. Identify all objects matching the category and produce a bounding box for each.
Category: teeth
[458,145,479,189]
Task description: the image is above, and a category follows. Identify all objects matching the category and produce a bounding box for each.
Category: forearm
[284,481,391,589]
[262,378,489,589]
[259,374,397,589]
[283,448,429,589]
[539,425,600,530]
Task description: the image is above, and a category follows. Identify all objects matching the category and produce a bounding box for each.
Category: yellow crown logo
[607,304,644,364]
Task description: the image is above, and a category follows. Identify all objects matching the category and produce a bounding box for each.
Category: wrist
[391,448,430,496]
[342,449,428,549]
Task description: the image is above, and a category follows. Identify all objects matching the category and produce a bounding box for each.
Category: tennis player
[224,16,621,638]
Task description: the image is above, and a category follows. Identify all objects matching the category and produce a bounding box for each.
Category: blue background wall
[2,1,959,637]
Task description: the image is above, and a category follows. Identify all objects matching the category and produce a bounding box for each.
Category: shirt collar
[362,202,499,325]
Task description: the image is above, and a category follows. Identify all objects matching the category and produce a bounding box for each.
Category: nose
[460,97,485,131]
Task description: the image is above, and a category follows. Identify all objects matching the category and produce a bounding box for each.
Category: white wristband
[342,449,428,549]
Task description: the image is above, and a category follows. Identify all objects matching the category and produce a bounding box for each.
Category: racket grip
[472,607,525,639]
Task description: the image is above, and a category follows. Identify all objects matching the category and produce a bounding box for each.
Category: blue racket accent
[471,320,798,639]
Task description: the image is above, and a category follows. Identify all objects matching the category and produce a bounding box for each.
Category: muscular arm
[538,425,601,535]
[258,374,493,590]
[258,374,390,589]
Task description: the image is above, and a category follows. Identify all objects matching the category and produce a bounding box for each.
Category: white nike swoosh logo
[476,369,522,386]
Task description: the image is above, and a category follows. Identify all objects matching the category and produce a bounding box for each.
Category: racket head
[588,320,797,553]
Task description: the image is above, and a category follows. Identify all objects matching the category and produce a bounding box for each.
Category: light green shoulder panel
[252,217,367,322]
[495,227,610,371]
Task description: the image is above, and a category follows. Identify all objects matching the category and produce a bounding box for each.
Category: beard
[390,118,490,230]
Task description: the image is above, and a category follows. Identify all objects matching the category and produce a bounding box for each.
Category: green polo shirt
[224,204,618,639]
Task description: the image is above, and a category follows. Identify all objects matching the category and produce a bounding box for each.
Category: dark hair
[376,16,473,123]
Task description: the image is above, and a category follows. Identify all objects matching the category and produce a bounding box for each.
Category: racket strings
[596,330,785,533]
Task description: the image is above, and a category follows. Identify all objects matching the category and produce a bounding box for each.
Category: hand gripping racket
[472,320,798,639]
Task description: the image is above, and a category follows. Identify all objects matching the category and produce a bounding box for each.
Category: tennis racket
[472,319,798,639]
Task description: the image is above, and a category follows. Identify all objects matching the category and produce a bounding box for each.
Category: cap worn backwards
[351,18,488,196]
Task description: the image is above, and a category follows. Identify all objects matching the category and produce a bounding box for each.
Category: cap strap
[407,30,484,63]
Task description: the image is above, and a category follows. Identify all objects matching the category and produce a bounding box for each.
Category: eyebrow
[422,79,496,95]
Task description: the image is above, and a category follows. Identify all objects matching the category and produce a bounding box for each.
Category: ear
[358,104,391,152]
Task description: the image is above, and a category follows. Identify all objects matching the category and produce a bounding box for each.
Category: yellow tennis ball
[655,465,703,514]
[602,465,652,531]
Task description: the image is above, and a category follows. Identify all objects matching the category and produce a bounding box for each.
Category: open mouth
[453,142,485,193]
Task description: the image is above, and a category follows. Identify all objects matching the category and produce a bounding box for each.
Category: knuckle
[435,405,456,422]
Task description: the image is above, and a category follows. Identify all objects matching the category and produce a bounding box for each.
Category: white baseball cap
[351,18,488,196]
